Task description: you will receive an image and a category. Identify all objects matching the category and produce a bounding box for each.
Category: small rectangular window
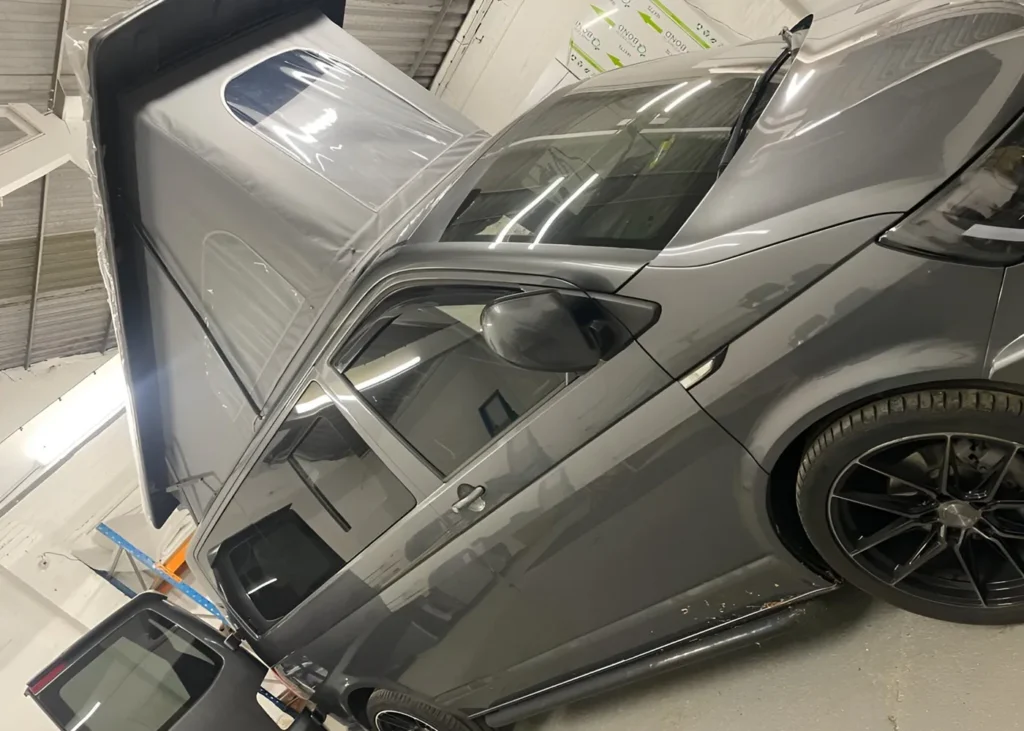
[206,382,416,630]
[216,507,345,624]
[340,290,571,476]
[224,49,460,210]
[36,611,221,731]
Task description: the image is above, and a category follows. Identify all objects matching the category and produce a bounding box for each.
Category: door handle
[451,485,486,514]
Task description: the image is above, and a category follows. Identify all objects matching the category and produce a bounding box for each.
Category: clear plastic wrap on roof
[67,0,487,525]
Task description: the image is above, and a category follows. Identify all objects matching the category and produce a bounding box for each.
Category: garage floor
[519,588,1024,731]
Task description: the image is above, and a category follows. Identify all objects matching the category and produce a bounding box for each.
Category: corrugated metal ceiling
[0,0,470,370]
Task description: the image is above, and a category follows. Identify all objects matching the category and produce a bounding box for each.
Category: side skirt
[478,587,835,728]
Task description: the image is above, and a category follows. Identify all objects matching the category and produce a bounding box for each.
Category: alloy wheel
[829,433,1024,609]
[374,710,441,731]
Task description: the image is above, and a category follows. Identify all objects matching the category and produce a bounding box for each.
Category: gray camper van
[26,1,1024,730]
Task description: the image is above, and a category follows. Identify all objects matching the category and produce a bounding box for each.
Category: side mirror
[480,290,604,372]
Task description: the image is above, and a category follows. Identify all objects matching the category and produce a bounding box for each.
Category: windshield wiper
[717,14,813,177]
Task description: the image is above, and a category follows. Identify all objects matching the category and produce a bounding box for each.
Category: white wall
[436,0,800,133]
[0,356,140,730]
[0,352,112,442]
[436,0,592,133]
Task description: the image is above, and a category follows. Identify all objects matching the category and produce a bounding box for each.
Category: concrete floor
[518,588,1024,731]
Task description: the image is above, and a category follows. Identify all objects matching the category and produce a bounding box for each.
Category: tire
[796,388,1024,625]
[366,689,481,731]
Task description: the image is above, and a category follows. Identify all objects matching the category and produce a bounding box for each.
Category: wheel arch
[763,377,1024,574]
[345,686,375,730]
[323,677,409,731]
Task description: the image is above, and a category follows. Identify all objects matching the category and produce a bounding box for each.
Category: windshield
[441,74,757,250]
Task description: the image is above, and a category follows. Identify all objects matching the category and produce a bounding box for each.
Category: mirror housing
[480,290,604,372]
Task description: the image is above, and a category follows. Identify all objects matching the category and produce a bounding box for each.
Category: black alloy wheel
[797,389,1024,624]
[829,433,1024,609]
[365,689,480,731]
[374,710,441,731]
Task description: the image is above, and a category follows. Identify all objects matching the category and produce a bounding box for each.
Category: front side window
[441,76,755,250]
[36,611,221,731]
[338,289,573,476]
[207,382,415,630]
[224,49,460,210]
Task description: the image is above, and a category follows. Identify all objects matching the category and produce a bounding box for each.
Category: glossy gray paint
[652,2,1024,266]
[307,381,826,718]
[620,215,899,379]
[690,243,1005,469]
[987,262,1024,384]
[483,604,812,728]
[68,1,1024,730]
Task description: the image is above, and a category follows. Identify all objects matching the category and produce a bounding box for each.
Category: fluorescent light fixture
[247,578,278,595]
[491,176,566,247]
[353,356,422,390]
[710,66,773,75]
[69,702,101,731]
[24,361,126,465]
[964,223,1024,242]
[300,108,338,136]
[793,110,841,138]
[664,80,712,113]
[531,173,600,248]
[294,357,423,414]
[784,69,816,103]
[294,394,333,415]
[584,7,619,28]
[637,81,688,114]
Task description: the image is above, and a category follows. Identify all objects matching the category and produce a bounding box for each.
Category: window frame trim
[199,377,435,639]
[191,269,594,640]
[330,286,579,480]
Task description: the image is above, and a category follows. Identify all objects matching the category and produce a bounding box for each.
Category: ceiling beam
[24,0,74,368]
[409,0,455,79]
[24,176,51,368]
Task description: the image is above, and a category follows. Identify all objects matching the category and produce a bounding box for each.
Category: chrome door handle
[451,485,486,514]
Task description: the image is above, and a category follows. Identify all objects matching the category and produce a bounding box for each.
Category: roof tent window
[224,49,460,210]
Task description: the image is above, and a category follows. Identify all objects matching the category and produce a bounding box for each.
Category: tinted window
[37,611,220,731]
[206,383,415,629]
[340,291,570,475]
[291,413,417,552]
[216,507,344,623]
[441,76,754,250]
[224,49,460,210]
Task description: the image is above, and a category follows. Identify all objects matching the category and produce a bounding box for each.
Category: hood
[651,0,1024,266]
[84,0,486,526]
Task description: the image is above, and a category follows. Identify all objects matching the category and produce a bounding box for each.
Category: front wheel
[366,689,481,731]
[797,388,1024,625]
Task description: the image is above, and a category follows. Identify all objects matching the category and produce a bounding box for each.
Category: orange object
[155,534,192,594]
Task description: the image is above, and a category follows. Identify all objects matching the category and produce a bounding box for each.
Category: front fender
[689,244,1004,471]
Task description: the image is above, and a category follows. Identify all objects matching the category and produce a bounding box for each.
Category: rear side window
[339,290,571,476]
[224,48,460,210]
[441,76,754,250]
[216,507,345,624]
[35,611,220,731]
[206,382,416,631]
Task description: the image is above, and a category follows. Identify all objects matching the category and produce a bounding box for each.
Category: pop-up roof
[82,0,486,526]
